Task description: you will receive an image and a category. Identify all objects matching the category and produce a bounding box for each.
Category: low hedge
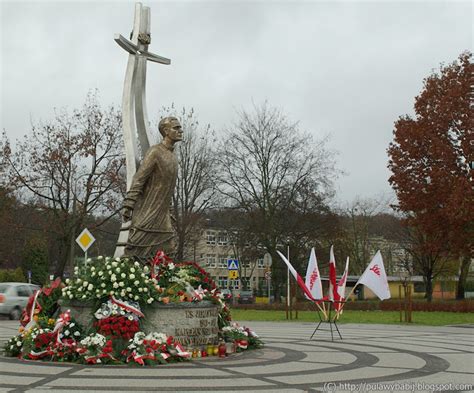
[0,267,26,283]
[231,299,474,313]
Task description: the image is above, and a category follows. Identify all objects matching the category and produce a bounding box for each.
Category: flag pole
[334,282,359,320]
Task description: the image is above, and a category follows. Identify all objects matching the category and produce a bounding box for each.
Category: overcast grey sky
[1,0,471,205]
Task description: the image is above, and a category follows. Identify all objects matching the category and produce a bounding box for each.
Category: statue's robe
[123,143,177,258]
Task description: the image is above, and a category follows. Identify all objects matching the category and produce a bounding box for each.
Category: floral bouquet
[221,323,263,350]
[94,316,140,340]
[121,331,190,366]
[77,333,115,364]
[21,278,63,329]
[62,257,159,306]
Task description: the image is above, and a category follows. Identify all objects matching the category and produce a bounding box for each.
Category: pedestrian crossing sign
[227,259,239,270]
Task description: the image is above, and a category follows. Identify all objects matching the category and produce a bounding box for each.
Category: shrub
[0,267,26,282]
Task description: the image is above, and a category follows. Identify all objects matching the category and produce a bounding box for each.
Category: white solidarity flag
[337,257,349,300]
[357,251,391,300]
[305,248,323,300]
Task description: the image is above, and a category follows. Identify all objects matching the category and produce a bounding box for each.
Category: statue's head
[159,117,183,143]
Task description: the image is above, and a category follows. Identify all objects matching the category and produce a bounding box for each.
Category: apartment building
[193,227,269,293]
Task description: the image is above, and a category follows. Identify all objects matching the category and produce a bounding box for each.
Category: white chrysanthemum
[130,267,135,273]
[138,288,143,292]
[115,257,120,262]
[134,295,139,301]
[126,287,132,292]
[88,284,93,291]
[120,291,126,297]
[117,267,121,273]
[113,282,119,289]
[83,281,88,287]
[86,258,92,263]
[134,261,140,267]
[101,283,106,288]
[65,278,70,284]
[119,282,124,287]
[143,288,148,293]
[106,264,112,270]
[121,273,126,279]
[74,331,80,336]
[69,294,74,299]
[134,280,139,286]
[129,274,135,280]
[112,261,118,267]
[109,291,115,296]
[91,272,96,277]
[98,271,103,276]
[77,278,82,284]
[111,274,117,282]
[97,256,103,260]
[168,262,175,270]
[64,330,70,336]
[147,298,153,304]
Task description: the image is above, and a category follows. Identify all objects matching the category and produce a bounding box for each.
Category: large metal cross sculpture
[114,3,170,257]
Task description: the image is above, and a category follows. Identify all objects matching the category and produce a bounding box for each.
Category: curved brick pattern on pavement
[0,321,473,392]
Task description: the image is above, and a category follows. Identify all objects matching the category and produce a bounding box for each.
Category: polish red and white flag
[328,245,339,302]
[276,250,315,301]
[356,251,391,300]
[304,248,323,300]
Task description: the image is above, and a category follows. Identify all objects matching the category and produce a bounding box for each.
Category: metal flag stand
[309,300,344,341]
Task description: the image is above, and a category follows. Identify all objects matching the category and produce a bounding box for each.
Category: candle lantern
[207,344,214,356]
[218,341,226,358]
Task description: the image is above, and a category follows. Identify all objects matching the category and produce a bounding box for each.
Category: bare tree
[157,106,219,261]
[217,102,338,302]
[1,91,125,276]
[336,196,392,274]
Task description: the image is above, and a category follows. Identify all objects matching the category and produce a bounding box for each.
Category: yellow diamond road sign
[228,270,239,279]
[76,228,95,252]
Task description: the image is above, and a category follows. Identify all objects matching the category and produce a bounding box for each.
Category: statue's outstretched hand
[122,206,133,222]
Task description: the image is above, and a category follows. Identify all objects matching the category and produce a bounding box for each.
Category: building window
[257,258,264,269]
[217,232,228,246]
[229,279,240,290]
[414,282,426,293]
[206,254,216,268]
[219,255,230,269]
[206,231,216,245]
[218,276,228,289]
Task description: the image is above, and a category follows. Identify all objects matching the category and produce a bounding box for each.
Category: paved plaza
[0,320,472,392]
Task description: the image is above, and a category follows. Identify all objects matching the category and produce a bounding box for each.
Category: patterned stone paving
[0,320,473,392]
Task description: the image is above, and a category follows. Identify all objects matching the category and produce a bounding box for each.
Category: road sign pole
[268,277,271,303]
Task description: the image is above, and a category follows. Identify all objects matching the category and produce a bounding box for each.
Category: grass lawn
[230,309,474,326]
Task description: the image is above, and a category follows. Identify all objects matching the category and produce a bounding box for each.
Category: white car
[0,282,40,320]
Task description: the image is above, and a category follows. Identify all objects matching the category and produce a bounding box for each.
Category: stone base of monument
[143,301,220,347]
[58,299,95,328]
[58,299,220,348]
